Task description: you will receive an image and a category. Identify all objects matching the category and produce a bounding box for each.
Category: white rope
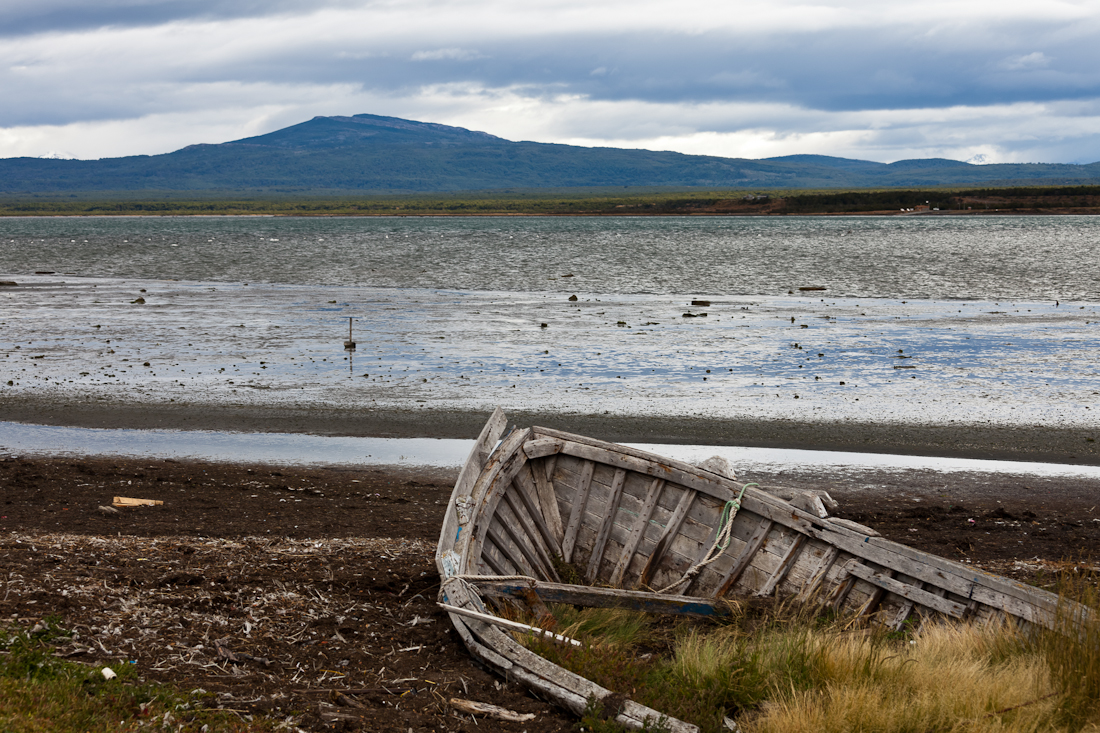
[656,483,755,594]
[447,573,540,583]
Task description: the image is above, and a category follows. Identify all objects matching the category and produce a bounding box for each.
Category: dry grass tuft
[521,585,1100,733]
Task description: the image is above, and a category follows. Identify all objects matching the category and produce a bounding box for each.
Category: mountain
[3,113,1100,195]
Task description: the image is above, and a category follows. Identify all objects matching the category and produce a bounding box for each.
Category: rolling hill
[3,113,1100,195]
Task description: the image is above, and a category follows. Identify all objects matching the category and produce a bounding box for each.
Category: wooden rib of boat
[436,408,1076,732]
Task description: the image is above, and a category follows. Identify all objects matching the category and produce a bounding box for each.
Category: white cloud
[1001,51,1052,70]
[411,48,485,61]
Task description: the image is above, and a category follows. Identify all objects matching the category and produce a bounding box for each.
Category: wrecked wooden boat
[436,408,1073,732]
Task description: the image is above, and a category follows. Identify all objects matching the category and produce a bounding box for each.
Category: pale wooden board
[462,429,532,575]
[611,480,670,588]
[737,524,804,594]
[530,454,565,546]
[757,534,808,597]
[586,468,628,582]
[495,494,553,579]
[559,459,595,563]
[511,468,563,567]
[777,539,840,598]
[486,520,538,577]
[591,537,627,584]
[437,407,508,576]
[638,489,698,589]
[707,518,776,597]
[481,535,521,576]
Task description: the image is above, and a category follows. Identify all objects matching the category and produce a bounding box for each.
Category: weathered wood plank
[474,579,735,618]
[486,521,538,577]
[458,407,508,496]
[855,570,892,619]
[462,429,532,572]
[511,466,564,566]
[530,455,565,545]
[829,560,861,611]
[638,489,698,589]
[713,517,774,597]
[610,478,666,588]
[524,437,564,459]
[798,546,841,602]
[587,467,627,583]
[561,460,596,563]
[844,561,967,618]
[436,407,508,576]
[544,453,559,488]
[756,534,807,597]
[890,579,923,631]
[479,540,511,576]
[502,483,558,576]
[498,492,556,580]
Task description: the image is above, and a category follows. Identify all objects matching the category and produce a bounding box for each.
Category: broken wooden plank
[530,456,565,546]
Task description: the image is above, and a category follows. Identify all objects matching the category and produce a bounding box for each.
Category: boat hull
[436,409,1068,731]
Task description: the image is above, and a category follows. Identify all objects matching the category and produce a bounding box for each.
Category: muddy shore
[1,453,1098,731]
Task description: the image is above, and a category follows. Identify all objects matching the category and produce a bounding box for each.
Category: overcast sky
[4,0,1100,163]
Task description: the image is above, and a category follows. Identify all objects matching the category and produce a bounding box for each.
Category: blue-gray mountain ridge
[3,113,1100,194]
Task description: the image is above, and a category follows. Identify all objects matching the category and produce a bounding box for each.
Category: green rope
[658,482,758,593]
[714,483,756,553]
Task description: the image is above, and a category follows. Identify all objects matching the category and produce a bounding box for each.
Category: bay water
[2,215,1098,431]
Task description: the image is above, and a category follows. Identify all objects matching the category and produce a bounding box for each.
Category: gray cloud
[4,0,1100,163]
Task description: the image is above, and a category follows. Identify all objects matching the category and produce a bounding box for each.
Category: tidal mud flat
[2,273,1098,463]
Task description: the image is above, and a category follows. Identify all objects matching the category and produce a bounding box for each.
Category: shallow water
[2,275,1097,428]
[4,421,1099,479]
[3,214,1100,300]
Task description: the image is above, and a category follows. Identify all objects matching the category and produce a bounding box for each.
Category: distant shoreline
[1,209,1097,218]
[3,183,1100,217]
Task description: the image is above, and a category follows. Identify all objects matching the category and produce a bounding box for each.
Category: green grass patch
[0,620,273,732]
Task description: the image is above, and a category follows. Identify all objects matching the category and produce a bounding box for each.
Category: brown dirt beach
[1,410,1099,732]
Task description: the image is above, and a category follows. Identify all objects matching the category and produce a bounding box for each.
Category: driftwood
[449,698,536,722]
[112,496,164,508]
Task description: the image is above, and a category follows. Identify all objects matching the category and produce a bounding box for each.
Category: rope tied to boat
[657,482,756,594]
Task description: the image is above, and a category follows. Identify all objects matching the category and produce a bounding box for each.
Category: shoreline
[1,210,1097,219]
[3,398,1097,466]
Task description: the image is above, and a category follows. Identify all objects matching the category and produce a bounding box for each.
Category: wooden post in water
[344,317,356,350]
